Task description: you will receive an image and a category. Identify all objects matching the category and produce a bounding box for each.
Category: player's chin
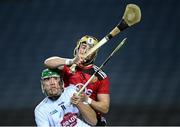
[49,89,60,96]
[49,93,59,97]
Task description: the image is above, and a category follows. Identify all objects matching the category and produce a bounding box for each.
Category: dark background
[0,0,180,125]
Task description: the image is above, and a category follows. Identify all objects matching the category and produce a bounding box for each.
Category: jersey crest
[60,112,78,127]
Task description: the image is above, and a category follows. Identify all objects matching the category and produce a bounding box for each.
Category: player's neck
[48,95,60,101]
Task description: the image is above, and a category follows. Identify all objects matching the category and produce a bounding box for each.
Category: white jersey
[34,85,90,127]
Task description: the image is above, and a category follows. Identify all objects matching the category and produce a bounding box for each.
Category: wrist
[65,59,74,65]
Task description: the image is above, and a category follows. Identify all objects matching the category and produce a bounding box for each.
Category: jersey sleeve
[62,65,73,87]
[62,65,72,76]
[34,107,49,127]
[97,77,110,94]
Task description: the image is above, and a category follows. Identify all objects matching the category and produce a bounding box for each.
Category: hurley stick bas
[70,4,141,72]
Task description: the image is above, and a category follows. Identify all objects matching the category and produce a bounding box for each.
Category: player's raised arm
[44,56,74,69]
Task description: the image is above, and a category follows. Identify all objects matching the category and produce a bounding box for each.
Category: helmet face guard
[41,68,64,95]
[74,35,99,65]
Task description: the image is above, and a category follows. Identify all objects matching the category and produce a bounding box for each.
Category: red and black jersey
[62,65,110,101]
[62,64,110,122]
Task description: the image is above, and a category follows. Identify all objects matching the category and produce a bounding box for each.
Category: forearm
[44,56,73,69]
[90,99,109,114]
[86,94,110,114]
[76,102,97,125]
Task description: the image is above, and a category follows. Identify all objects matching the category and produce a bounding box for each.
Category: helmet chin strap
[81,52,97,66]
